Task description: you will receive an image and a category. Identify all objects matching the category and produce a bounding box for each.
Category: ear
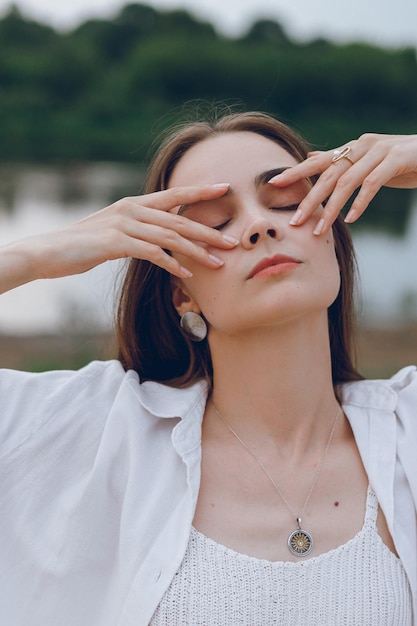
[171,280,201,317]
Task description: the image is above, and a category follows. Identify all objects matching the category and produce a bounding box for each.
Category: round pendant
[288,528,313,557]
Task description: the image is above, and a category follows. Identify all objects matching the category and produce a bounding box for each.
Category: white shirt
[0,360,416,625]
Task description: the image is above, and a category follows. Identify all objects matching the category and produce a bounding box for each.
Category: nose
[249,228,277,245]
[241,215,280,249]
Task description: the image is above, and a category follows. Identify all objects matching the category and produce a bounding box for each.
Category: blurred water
[0,164,416,333]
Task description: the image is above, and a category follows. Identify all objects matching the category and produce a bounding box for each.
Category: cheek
[179,265,238,328]
[174,263,220,310]
[320,238,341,302]
[301,226,340,293]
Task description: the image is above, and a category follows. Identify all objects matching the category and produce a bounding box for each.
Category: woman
[0,112,416,625]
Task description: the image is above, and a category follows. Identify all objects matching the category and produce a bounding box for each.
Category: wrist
[0,235,50,294]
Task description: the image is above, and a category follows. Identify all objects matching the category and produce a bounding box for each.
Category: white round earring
[180,312,207,342]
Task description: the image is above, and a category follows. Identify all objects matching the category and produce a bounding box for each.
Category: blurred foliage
[0,2,417,229]
[0,332,116,371]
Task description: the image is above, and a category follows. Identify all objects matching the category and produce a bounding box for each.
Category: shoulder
[0,359,127,412]
[0,360,129,456]
[0,360,207,457]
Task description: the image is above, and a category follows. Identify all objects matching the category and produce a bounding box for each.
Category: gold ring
[332,146,354,165]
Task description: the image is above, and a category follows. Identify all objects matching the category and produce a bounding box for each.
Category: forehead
[169,131,299,187]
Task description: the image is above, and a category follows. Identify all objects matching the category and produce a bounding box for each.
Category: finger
[268,153,329,187]
[123,221,229,269]
[127,239,195,278]
[312,153,387,233]
[289,144,378,231]
[138,184,230,212]
[308,161,358,229]
[282,158,353,229]
[344,158,401,222]
[129,204,239,250]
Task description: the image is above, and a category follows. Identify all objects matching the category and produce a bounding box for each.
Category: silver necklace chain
[211,401,341,556]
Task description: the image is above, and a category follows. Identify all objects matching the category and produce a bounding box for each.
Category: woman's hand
[268,133,417,235]
[0,184,238,295]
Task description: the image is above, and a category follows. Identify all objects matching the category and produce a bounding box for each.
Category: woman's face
[169,131,341,336]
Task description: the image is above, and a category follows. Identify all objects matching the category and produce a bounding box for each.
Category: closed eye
[213,219,232,231]
[215,205,299,228]
[178,202,233,230]
[270,204,299,212]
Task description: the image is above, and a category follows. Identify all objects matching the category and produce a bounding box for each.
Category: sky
[1,0,417,49]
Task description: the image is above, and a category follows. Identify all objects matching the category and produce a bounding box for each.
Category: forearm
[0,236,45,295]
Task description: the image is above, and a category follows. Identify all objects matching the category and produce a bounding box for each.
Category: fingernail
[313,218,325,236]
[289,209,303,226]
[222,234,239,245]
[268,174,282,184]
[212,183,230,188]
[209,254,224,266]
[344,209,356,223]
[180,266,193,278]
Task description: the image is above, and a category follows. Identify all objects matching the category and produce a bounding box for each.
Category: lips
[247,254,301,279]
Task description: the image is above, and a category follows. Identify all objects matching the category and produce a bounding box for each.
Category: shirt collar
[126,372,209,420]
[339,365,416,410]
[127,365,417,421]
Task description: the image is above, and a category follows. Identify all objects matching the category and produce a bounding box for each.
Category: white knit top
[151,487,412,625]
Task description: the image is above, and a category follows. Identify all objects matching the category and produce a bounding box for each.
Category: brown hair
[116,111,363,387]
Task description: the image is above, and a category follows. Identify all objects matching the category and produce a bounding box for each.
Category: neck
[208,312,340,456]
